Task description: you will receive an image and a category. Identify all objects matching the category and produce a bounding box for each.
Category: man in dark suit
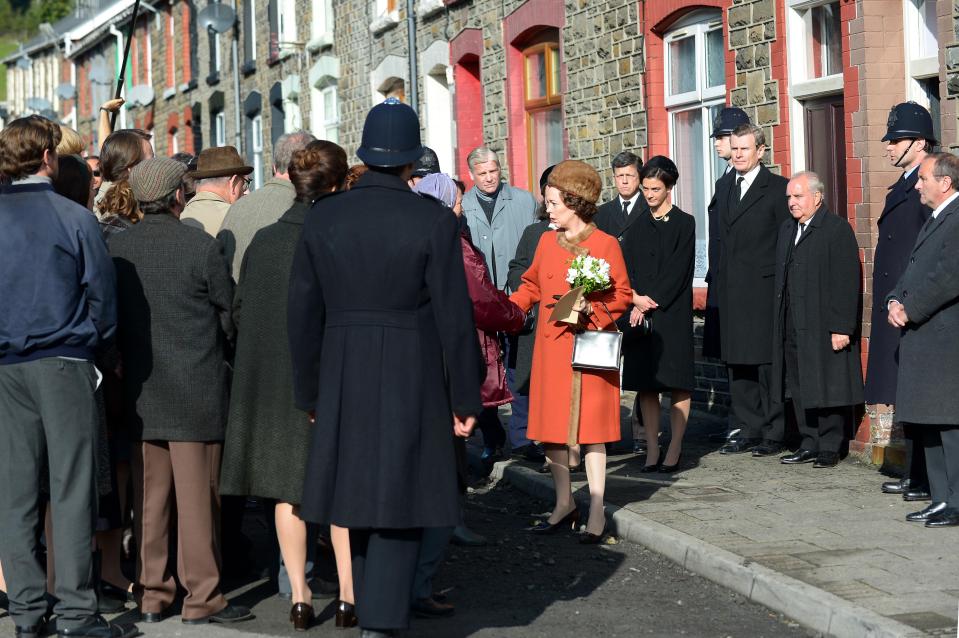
[716,123,790,457]
[772,172,863,468]
[110,158,252,625]
[888,152,959,527]
[869,103,935,500]
[593,151,649,241]
[0,116,135,638]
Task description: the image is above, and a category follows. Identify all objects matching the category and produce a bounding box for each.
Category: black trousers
[920,426,959,508]
[476,406,506,451]
[727,363,784,443]
[902,422,929,487]
[350,528,423,631]
[783,323,846,454]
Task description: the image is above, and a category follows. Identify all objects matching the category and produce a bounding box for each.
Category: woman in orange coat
[510,160,632,542]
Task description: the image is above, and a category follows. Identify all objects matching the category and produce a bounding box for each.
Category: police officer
[867,103,935,500]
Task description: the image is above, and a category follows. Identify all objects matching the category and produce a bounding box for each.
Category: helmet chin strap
[894,139,916,168]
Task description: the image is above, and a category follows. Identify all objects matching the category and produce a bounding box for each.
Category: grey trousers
[0,358,99,629]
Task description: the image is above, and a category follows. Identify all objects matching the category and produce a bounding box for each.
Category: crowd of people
[1,92,958,638]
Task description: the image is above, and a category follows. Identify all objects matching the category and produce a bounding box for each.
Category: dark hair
[0,115,62,179]
[611,151,642,172]
[561,192,597,222]
[344,164,368,190]
[639,155,679,189]
[139,189,180,215]
[52,154,93,208]
[100,129,152,182]
[289,140,349,202]
[99,180,140,222]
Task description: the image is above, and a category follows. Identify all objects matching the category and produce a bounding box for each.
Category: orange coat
[510,225,632,445]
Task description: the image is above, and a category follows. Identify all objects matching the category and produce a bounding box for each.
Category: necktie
[795,222,806,245]
[736,176,745,201]
[622,200,630,217]
[731,176,744,211]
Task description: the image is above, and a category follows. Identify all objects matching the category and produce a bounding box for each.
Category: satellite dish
[15,57,31,70]
[198,3,236,33]
[56,83,76,100]
[127,84,156,106]
[89,58,111,84]
[26,97,52,111]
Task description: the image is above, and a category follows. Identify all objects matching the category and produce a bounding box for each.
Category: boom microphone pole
[109,0,142,131]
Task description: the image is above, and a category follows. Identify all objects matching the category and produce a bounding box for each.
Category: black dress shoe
[139,608,171,623]
[639,461,660,473]
[411,596,455,618]
[529,507,579,533]
[780,449,816,464]
[719,438,761,454]
[752,441,783,457]
[813,452,840,468]
[881,478,909,494]
[925,507,959,527]
[335,600,358,628]
[290,602,314,631]
[99,583,134,603]
[511,444,546,463]
[906,501,948,522]
[903,487,932,502]
[659,454,683,473]
[182,604,254,624]
[58,616,137,638]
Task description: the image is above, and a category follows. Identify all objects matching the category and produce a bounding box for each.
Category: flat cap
[129,158,187,203]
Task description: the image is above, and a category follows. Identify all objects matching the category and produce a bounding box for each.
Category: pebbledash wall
[5,0,958,463]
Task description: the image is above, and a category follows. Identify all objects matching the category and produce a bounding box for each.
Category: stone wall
[942,0,959,151]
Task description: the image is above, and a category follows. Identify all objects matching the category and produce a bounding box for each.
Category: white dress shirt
[735,164,762,200]
[932,191,959,220]
[619,192,641,216]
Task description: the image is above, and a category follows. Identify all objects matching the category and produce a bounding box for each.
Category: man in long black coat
[887,152,959,527]
[772,172,863,468]
[287,99,483,635]
[867,103,934,499]
[716,124,790,457]
[594,151,649,241]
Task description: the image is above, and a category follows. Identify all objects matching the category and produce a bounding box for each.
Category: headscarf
[413,172,458,209]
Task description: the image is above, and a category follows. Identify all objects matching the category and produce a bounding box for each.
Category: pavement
[478,392,959,638]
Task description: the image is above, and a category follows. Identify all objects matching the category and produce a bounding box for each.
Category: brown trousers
[132,440,227,620]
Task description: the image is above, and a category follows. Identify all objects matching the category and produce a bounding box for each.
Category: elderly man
[461,146,537,461]
[218,131,315,276]
[109,158,252,624]
[716,124,790,457]
[772,172,863,468]
[870,103,935,501]
[594,151,649,241]
[0,116,134,638]
[888,152,959,527]
[181,146,253,236]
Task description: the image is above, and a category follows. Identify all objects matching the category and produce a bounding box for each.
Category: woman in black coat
[219,141,349,630]
[620,157,696,473]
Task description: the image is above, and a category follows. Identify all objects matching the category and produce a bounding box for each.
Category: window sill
[206,71,221,86]
[306,32,333,53]
[369,12,399,36]
[179,79,197,93]
[416,0,444,18]
[789,74,842,100]
[163,87,176,100]
[241,60,256,76]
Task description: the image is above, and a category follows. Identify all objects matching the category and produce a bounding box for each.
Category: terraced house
[3,0,958,463]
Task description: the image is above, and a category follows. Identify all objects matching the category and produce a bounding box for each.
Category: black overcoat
[220,201,312,504]
[507,219,551,394]
[771,207,864,408]
[108,214,235,441]
[863,170,930,404]
[594,196,650,241]
[288,170,484,529]
[620,207,696,392]
[702,168,734,359]
[888,196,959,425]
[716,165,791,364]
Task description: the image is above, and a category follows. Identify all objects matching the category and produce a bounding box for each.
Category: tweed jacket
[462,182,537,291]
[109,213,235,441]
[181,190,231,236]
[218,177,296,277]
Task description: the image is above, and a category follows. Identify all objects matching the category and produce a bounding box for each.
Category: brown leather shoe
[334,600,357,629]
[411,596,455,618]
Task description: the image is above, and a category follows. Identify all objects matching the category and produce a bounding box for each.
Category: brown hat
[548,160,602,205]
[129,158,188,203]
[187,146,254,179]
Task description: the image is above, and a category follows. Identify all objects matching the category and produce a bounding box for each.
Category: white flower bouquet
[566,255,611,295]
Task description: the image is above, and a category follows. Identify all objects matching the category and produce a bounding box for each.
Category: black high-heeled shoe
[579,525,606,544]
[335,600,357,629]
[659,454,683,473]
[290,602,314,631]
[529,507,579,533]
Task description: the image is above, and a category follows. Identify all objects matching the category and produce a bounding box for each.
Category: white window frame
[214,111,227,146]
[249,0,257,60]
[903,0,939,103]
[251,114,264,189]
[311,82,339,142]
[169,128,179,155]
[308,0,334,51]
[370,0,399,35]
[167,7,177,88]
[213,30,222,72]
[278,0,297,53]
[664,10,725,286]
[785,0,844,174]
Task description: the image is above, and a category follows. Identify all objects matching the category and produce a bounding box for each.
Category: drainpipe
[406,0,417,112]
[64,36,77,130]
[108,24,128,129]
[231,25,241,153]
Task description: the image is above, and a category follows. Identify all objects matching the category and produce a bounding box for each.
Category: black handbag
[571,302,622,371]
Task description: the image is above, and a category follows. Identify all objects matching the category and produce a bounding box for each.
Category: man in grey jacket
[460,147,539,462]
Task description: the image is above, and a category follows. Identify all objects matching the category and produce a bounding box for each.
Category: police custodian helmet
[710,107,750,138]
[882,102,937,145]
[356,97,426,168]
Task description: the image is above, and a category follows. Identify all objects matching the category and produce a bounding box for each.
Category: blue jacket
[461,183,537,292]
[0,182,116,363]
